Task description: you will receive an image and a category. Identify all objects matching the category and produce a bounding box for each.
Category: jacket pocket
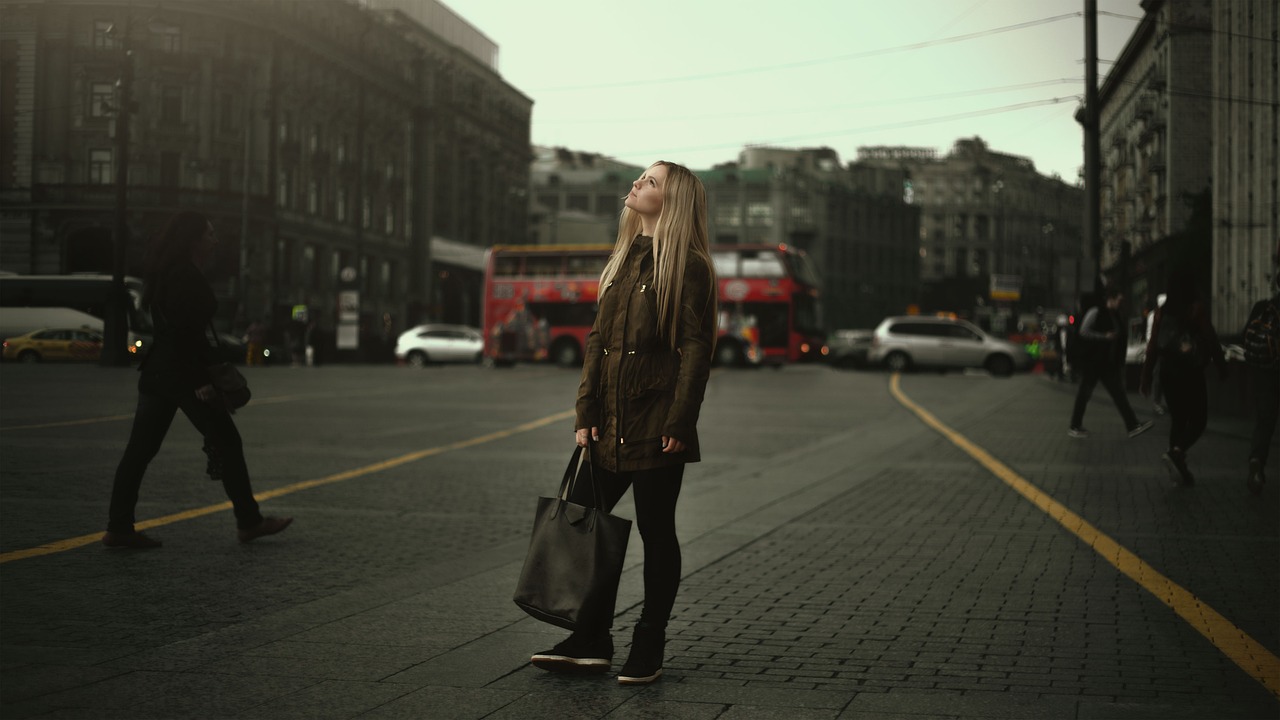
[623,352,678,398]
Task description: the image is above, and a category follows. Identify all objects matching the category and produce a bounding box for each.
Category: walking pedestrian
[242,318,267,366]
[1068,288,1154,439]
[530,161,717,686]
[1140,273,1227,486]
[103,210,292,549]
[1241,283,1279,494]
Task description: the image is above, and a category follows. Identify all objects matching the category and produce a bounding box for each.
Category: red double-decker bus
[481,243,825,367]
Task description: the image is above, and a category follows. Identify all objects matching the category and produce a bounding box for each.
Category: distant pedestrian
[1241,284,1280,495]
[103,210,292,549]
[1141,273,1227,486]
[1068,288,1154,439]
[242,319,267,367]
[529,161,717,686]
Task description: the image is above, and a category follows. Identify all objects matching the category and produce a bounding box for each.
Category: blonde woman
[531,161,717,685]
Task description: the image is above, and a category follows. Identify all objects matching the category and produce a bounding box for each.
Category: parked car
[395,324,484,366]
[2,327,103,363]
[867,315,1032,377]
[827,329,874,368]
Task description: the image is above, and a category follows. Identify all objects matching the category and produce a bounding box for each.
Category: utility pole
[102,21,134,366]
[1083,0,1102,292]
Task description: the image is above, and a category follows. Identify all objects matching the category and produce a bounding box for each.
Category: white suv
[867,316,1031,377]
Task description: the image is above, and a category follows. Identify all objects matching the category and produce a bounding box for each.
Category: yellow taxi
[2,327,104,363]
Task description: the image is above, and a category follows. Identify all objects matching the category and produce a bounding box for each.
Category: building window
[384,204,395,235]
[362,197,372,229]
[93,21,119,50]
[279,112,291,143]
[152,24,182,54]
[567,194,589,212]
[302,245,316,288]
[336,187,347,222]
[160,85,182,125]
[337,135,347,164]
[89,82,114,117]
[308,180,319,214]
[310,124,321,153]
[88,149,113,184]
[380,260,391,295]
[218,93,236,133]
[277,170,293,208]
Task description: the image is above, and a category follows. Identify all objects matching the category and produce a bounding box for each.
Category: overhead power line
[616,96,1077,160]
[537,78,1085,127]
[529,13,1086,93]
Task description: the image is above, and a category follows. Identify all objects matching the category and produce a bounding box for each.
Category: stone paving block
[235,679,416,720]
[198,652,421,682]
[642,680,853,709]
[38,669,317,717]
[0,663,128,704]
[846,690,1077,718]
[718,705,841,720]
[380,629,532,687]
[355,684,528,720]
[478,688,630,720]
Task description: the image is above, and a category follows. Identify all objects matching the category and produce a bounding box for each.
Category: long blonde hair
[599,161,716,349]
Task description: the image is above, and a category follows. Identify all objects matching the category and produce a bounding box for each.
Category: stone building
[0,0,531,352]
[1210,0,1278,332]
[1095,0,1214,316]
[528,145,920,331]
[857,139,1085,329]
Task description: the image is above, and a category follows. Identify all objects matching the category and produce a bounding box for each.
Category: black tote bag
[513,446,632,631]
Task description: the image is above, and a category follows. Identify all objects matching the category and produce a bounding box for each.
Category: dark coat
[1140,301,1224,391]
[139,261,219,389]
[575,236,716,472]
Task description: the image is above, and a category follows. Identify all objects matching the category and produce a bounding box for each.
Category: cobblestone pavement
[0,363,1276,719]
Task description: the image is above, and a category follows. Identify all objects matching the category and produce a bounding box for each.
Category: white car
[395,324,483,367]
[867,315,1032,377]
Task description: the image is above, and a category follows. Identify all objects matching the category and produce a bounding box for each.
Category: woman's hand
[576,427,599,447]
[195,384,217,403]
[661,436,685,453]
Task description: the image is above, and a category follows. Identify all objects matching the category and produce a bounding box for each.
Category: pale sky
[443,0,1144,181]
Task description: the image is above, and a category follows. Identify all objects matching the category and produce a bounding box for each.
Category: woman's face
[193,222,218,268]
[625,163,667,221]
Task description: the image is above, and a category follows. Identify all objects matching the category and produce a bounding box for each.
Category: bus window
[525,255,562,277]
[740,251,785,278]
[494,256,522,277]
[712,252,737,278]
[566,254,607,277]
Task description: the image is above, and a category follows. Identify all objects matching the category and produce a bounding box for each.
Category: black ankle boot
[617,622,665,685]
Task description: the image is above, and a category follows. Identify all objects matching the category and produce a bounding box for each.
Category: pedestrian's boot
[1247,457,1265,496]
[531,630,613,673]
[617,622,665,685]
[1162,447,1194,487]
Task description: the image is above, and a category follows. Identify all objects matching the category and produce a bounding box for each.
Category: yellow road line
[889,373,1280,699]
[0,409,575,564]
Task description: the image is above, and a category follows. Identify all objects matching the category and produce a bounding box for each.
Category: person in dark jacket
[1068,288,1153,439]
[103,211,292,549]
[1141,273,1227,486]
[530,161,717,685]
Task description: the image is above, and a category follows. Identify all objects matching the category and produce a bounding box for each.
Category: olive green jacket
[575,236,716,472]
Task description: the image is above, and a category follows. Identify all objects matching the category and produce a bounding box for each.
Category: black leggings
[571,460,685,630]
[1161,361,1208,452]
[108,372,263,533]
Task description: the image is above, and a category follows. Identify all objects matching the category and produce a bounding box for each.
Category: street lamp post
[102,20,134,367]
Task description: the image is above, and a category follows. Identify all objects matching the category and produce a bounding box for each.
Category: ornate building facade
[0,0,531,351]
[858,139,1085,328]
